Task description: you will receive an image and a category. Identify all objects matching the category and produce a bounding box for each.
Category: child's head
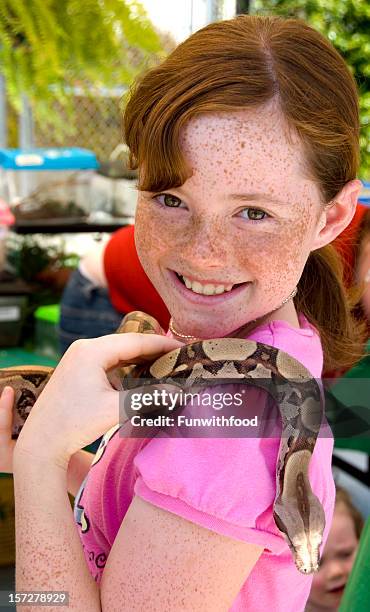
[306,485,364,611]
[124,15,364,366]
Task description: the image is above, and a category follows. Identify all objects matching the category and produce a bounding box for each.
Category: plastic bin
[359,180,370,206]
[0,295,27,347]
[34,304,60,359]
[0,148,98,221]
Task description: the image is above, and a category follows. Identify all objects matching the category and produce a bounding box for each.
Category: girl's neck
[170,297,300,342]
[230,300,300,339]
[266,299,300,327]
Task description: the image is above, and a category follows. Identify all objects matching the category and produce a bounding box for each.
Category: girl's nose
[326,560,346,582]
[181,219,228,268]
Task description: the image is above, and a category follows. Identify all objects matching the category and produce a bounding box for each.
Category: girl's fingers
[65,333,184,371]
[0,386,15,436]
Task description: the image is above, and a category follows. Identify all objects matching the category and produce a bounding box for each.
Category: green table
[0,347,57,369]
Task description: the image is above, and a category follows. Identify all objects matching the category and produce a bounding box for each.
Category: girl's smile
[135,104,331,338]
[169,268,252,305]
[173,270,245,294]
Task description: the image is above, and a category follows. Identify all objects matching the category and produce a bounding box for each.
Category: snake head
[273,492,325,575]
[285,528,323,574]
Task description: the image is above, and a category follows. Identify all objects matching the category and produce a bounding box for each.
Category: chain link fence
[2,87,126,162]
[34,90,126,161]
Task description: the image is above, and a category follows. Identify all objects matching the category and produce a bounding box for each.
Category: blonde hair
[335,484,364,540]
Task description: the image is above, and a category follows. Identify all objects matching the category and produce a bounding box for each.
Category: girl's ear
[311,179,363,250]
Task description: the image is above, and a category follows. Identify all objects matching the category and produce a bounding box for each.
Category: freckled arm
[13,451,101,612]
[100,496,263,611]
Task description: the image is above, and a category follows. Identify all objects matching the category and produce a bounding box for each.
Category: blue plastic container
[359,181,370,206]
[0,148,99,215]
[0,148,98,171]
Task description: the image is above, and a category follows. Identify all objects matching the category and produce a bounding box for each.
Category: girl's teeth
[191,281,203,294]
[180,275,234,295]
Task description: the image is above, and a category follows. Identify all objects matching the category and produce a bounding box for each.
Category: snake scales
[1,310,326,575]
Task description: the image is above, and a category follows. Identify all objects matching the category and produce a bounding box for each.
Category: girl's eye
[238,207,268,221]
[339,551,353,559]
[155,193,183,208]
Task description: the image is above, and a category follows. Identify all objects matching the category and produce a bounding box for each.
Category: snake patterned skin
[1,310,326,575]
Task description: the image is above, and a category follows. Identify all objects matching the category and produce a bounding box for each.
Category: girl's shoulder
[246,312,323,378]
[133,314,329,556]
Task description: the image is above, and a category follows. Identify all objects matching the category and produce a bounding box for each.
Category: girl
[0,14,365,611]
[305,485,364,612]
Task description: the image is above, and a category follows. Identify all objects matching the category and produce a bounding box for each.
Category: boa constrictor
[1,310,326,575]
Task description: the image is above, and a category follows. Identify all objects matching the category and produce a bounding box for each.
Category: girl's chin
[169,317,246,340]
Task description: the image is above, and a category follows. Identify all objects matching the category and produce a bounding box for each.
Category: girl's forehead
[178,110,310,195]
[181,108,300,146]
[328,510,358,545]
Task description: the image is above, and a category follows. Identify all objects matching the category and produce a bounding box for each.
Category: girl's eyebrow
[333,543,356,552]
[228,193,289,206]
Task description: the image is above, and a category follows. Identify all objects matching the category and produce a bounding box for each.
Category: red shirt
[103,225,170,329]
[332,202,368,287]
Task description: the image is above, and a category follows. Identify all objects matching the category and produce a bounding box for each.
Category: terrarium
[0,147,99,224]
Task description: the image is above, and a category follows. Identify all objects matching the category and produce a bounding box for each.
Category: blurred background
[0,1,369,602]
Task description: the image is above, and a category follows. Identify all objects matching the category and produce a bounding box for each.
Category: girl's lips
[168,269,251,305]
[328,585,346,595]
[174,271,242,286]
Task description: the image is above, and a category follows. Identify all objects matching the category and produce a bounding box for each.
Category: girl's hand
[14,333,182,471]
[0,386,16,473]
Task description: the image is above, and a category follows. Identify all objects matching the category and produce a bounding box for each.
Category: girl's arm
[15,334,262,610]
[100,495,263,611]
[12,333,184,611]
[14,451,263,612]
[13,450,101,612]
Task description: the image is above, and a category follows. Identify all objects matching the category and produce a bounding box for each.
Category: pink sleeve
[134,442,287,553]
[133,382,335,556]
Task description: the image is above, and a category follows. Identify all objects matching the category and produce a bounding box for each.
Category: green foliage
[6,234,79,282]
[252,0,370,178]
[0,0,165,136]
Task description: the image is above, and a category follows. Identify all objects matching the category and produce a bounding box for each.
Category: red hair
[123,15,367,371]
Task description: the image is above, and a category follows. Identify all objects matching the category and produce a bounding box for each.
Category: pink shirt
[74,313,335,611]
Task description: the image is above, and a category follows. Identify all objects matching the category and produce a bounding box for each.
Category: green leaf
[0,0,167,138]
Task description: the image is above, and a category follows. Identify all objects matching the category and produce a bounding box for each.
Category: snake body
[1,365,53,438]
[1,310,326,575]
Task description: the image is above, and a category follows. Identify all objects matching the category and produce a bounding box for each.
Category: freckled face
[135,106,325,337]
[307,508,359,611]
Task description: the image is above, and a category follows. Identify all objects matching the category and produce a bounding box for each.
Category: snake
[0,310,326,575]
